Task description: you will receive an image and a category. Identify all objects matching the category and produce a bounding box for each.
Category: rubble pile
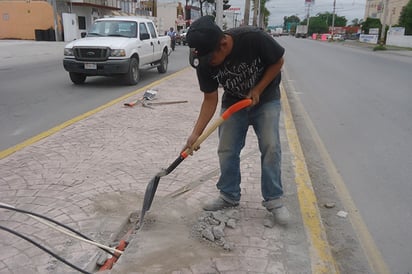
[192,209,240,250]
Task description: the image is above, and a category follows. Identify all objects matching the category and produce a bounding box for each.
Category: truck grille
[74,47,110,61]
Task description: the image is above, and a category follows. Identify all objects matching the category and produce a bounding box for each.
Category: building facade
[0,0,191,40]
[364,0,409,27]
[1,0,410,41]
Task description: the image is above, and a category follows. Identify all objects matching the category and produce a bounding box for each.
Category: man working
[184,15,289,225]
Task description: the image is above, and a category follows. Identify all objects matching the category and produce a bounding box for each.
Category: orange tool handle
[181,99,252,158]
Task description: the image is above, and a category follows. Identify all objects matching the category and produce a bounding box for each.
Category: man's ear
[220,35,229,46]
[220,35,231,53]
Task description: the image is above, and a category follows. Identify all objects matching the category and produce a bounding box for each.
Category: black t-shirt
[195,26,285,108]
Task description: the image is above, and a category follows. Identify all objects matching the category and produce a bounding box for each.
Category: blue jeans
[216,99,283,203]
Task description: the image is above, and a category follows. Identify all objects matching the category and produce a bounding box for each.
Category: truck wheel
[124,58,140,85]
[69,72,86,84]
[157,51,168,73]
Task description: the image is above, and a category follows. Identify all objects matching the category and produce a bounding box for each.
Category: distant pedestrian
[167,27,177,50]
[166,27,176,38]
[184,15,289,225]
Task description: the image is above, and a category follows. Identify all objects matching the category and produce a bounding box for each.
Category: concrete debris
[226,218,236,229]
[337,210,348,218]
[324,202,336,208]
[201,227,215,241]
[192,209,239,250]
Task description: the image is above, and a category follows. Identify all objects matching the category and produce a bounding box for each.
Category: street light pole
[51,0,60,41]
[215,0,223,28]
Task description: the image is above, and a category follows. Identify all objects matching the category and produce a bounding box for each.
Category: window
[147,22,157,38]
[139,23,150,39]
[78,16,86,30]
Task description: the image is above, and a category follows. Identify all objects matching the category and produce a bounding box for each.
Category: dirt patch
[111,200,237,273]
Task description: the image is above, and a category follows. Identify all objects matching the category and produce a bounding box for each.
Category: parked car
[63,16,171,85]
[332,34,344,41]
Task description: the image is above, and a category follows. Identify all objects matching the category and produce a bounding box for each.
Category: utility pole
[379,0,390,45]
[252,0,258,26]
[243,0,250,26]
[51,0,60,41]
[215,0,223,28]
[305,1,311,36]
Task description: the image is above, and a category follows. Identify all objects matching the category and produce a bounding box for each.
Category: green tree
[350,18,362,26]
[306,16,329,34]
[361,17,382,34]
[261,2,270,28]
[398,0,412,35]
[309,12,347,27]
[283,15,300,32]
[252,0,270,27]
[299,12,347,34]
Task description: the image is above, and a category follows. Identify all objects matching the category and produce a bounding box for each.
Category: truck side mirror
[140,33,150,40]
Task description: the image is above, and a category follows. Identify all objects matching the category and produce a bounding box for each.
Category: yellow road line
[281,83,339,274]
[0,69,189,160]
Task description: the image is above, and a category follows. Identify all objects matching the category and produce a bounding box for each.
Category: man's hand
[248,57,284,107]
[249,88,261,106]
[182,133,201,155]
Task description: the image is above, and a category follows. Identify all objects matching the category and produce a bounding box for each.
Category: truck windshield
[88,21,137,38]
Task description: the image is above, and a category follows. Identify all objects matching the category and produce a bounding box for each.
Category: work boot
[271,206,290,225]
[262,199,290,225]
[203,195,239,211]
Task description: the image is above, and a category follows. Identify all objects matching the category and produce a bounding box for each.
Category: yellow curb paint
[0,68,190,160]
[281,83,339,274]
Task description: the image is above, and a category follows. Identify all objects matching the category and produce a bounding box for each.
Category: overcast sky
[229,0,366,26]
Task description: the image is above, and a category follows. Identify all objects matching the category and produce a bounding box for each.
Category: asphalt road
[278,36,412,274]
[0,40,190,151]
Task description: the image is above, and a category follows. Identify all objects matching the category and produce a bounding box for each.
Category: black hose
[0,225,92,274]
[0,204,116,257]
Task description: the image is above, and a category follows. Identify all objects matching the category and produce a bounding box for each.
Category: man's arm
[184,90,219,151]
[249,57,284,106]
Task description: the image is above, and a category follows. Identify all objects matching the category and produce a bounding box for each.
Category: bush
[373,45,387,51]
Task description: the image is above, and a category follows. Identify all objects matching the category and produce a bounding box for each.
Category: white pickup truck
[63,16,171,85]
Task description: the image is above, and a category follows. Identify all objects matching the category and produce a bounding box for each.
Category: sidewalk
[0,52,336,273]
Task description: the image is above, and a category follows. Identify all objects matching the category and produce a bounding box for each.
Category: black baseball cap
[186,16,224,66]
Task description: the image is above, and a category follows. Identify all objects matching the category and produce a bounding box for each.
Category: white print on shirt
[213,58,264,98]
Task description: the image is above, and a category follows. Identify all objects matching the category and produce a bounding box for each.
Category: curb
[281,83,339,273]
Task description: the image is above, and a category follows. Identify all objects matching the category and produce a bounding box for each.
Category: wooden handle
[181,99,252,158]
